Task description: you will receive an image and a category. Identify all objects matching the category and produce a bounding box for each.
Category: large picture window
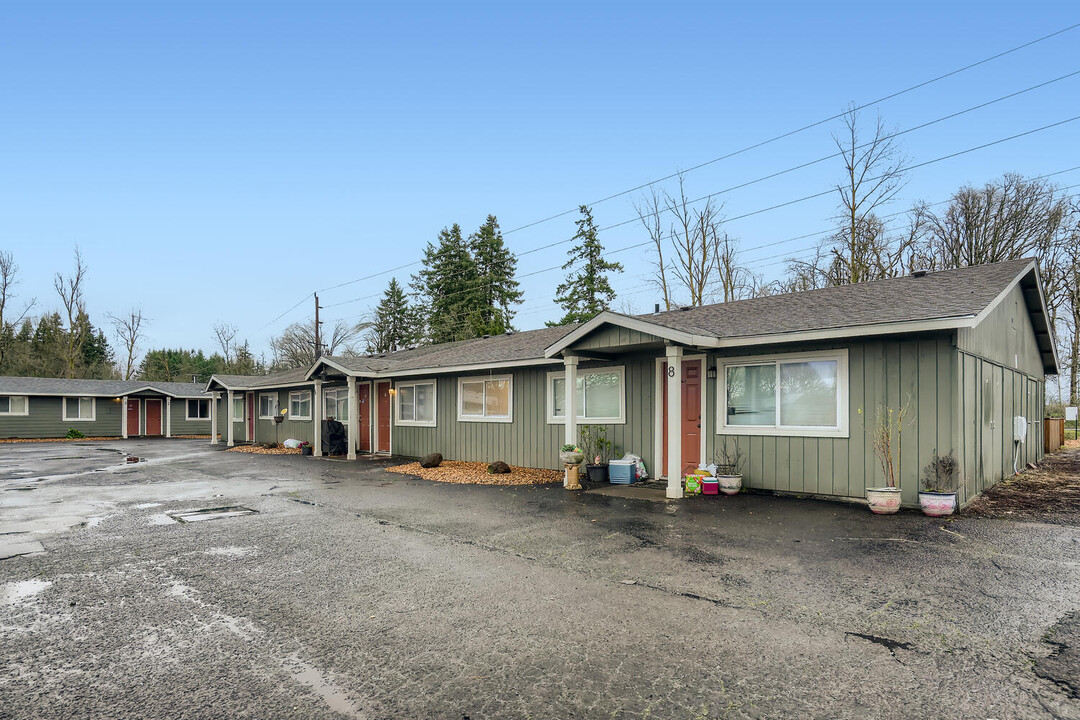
[186,399,210,420]
[547,367,625,424]
[718,350,847,437]
[63,396,95,422]
[396,380,436,426]
[0,395,28,416]
[457,375,512,422]
[289,391,312,420]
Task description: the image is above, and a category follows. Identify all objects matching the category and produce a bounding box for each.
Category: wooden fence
[1045,417,1065,454]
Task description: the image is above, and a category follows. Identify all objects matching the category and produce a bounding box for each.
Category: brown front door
[661,359,702,477]
[376,381,391,453]
[145,399,162,436]
[127,400,141,436]
[358,383,372,452]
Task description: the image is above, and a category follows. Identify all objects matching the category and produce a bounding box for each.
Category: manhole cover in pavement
[167,506,258,523]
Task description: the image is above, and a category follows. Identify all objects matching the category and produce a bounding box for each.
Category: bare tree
[109,308,149,380]
[829,106,909,284]
[270,318,366,370]
[713,234,756,303]
[666,176,722,306]
[634,186,672,311]
[54,247,88,379]
[212,322,239,367]
[0,250,36,366]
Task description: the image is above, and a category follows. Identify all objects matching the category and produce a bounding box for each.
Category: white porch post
[121,396,128,439]
[165,397,172,438]
[226,390,235,447]
[347,376,358,460]
[665,345,684,499]
[313,379,323,457]
[210,393,219,445]
[563,354,578,447]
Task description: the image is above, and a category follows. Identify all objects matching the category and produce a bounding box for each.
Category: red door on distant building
[358,383,372,452]
[127,400,141,436]
[246,392,255,442]
[376,381,391,453]
[145,399,162,436]
[661,359,702,477]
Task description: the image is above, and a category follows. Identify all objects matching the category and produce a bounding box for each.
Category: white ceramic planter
[560,451,585,466]
[717,474,742,495]
[866,487,902,514]
[918,491,957,517]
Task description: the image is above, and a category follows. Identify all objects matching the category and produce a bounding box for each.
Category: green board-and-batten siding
[569,324,665,351]
[0,396,123,439]
[958,284,1045,377]
[169,397,212,436]
[391,356,658,473]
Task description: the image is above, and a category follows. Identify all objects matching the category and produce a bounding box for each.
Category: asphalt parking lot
[2,439,1078,719]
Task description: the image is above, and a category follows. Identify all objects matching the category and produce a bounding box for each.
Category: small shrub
[66,428,86,440]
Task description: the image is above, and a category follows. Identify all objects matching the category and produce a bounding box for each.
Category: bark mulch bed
[0,437,120,444]
[387,460,561,486]
[965,446,1080,525]
[225,445,302,455]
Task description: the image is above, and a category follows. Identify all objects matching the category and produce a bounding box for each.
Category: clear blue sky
[1,2,1078,362]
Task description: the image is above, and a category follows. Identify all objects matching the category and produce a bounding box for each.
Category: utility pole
[314,293,322,359]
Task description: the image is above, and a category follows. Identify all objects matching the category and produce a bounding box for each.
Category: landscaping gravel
[386,460,561,485]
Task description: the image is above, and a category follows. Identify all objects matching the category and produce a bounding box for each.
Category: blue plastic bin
[608,459,635,484]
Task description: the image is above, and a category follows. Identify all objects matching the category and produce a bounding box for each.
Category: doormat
[167,506,258,523]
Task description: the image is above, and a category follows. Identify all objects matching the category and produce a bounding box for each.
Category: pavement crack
[359,514,537,561]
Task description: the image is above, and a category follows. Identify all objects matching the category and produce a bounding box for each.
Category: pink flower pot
[866,487,901,514]
[918,491,957,517]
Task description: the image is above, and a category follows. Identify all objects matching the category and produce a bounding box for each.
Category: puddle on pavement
[1,579,52,606]
[168,507,258,523]
[285,654,366,718]
[4,486,36,492]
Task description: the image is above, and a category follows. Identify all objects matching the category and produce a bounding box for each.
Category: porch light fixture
[388,388,397,396]
[706,365,717,380]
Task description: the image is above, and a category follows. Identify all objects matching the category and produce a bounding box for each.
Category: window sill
[396,420,436,428]
[718,426,848,439]
[547,416,626,425]
[457,415,513,424]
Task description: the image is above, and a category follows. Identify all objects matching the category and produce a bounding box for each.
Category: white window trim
[545,366,626,424]
[289,390,312,421]
[716,349,849,438]
[323,387,349,422]
[232,396,245,423]
[258,392,279,420]
[457,374,513,423]
[0,395,29,416]
[186,398,210,421]
[62,396,96,422]
[395,379,437,427]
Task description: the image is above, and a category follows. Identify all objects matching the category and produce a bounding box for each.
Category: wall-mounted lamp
[388,388,397,396]
[706,366,717,380]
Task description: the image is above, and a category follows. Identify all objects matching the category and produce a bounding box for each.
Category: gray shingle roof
[0,377,209,397]
[207,367,313,391]
[638,258,1035,340]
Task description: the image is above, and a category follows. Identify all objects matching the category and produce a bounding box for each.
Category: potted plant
[919,452,959,517]
[300,441,313,457]
[714,438,744,495]
[866,399,910,514]
[559,443,584,466]
[579,425,613,482]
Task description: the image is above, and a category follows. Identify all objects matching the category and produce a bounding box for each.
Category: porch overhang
[544,312,721,358]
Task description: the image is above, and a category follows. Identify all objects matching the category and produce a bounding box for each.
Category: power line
[500,22,1080,235]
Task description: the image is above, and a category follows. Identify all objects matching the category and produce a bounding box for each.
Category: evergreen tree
[411,224,482,344]
[366,278,421,353]
[468,215,522,336]
[139,348,226,383]
[548,206,623,326]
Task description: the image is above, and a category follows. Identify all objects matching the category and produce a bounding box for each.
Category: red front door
[126,400,140,436]
[376,381,391,453]
[246,393,255,442]
[145,399,162,436]
[358,384,372,452]
[662,359,702,477]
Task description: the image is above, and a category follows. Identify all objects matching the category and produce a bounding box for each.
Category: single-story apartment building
[203,258,1056,508]
[0,377,212,439]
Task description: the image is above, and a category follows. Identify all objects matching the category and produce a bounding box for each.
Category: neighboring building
[0,378,212,439]
[204,258,1055,508]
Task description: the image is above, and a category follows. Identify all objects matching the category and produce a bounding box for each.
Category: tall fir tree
[366,278,421,353]
[411,224,482,344]
[548,206,623,326]
[467,215,522,336]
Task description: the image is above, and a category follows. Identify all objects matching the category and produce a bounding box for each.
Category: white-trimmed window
[289,391,312,420]
[63,396,95,422]
[396,380,436,427]
[232,395,245,422]
[324,388,349,423]
[547,366,625,424]
[258,393,278,420]
[717,349,848,438]
[186,399,210,420]
[457,375,512,422]
[0,395,28,416]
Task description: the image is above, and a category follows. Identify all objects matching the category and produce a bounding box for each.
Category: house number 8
[667,367,675,378]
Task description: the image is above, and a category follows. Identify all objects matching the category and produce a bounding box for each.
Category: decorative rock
[488,461,511,474]
[419,452,443,468]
